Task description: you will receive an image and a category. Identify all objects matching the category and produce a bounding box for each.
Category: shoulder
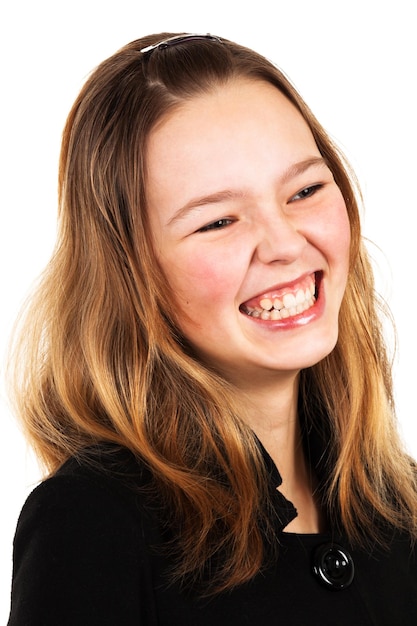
[9,445,160,625]
[14,443,158,560]
[15,444,154,543]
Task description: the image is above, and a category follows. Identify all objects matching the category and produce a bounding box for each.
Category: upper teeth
[260,287,313,311]
[244,282,316,321]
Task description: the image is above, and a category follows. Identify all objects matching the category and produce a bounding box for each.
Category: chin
[302,333,339,368]
[278,326,339,371]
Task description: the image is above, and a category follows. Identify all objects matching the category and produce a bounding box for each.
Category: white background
[1,0,416,619]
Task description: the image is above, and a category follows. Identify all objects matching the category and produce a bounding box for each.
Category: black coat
[8,445,417,625]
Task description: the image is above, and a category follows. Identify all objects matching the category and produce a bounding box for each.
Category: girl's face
[146,79,351,387]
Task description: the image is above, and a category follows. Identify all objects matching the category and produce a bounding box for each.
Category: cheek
[313,197,351,269]
[163,247,242,308]
[333,205,351,268]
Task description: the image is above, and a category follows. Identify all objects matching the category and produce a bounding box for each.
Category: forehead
[148,78,306,142]
[145,79,319,213]
[146,78,315,156]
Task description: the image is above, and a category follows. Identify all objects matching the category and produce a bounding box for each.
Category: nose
[254,208,307,265]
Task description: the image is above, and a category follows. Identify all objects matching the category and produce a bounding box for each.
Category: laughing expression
[146,79,351,387]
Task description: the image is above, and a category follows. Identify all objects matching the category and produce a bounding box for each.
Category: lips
[240,273,319,321]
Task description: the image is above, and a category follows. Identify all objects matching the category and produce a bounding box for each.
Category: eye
[197,218,234,232]
[290,184,323,202]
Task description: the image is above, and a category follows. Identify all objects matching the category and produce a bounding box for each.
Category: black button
[312,542,354,590]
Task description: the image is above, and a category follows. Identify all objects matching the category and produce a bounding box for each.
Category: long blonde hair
[9,33,417,592]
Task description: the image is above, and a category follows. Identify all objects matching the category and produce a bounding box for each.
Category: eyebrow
[167,156,327,226]
[280,156,327,184]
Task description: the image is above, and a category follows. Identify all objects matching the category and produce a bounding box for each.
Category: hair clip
[140,33,222,55]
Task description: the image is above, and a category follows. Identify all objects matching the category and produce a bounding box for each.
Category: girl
[8,33,417,625]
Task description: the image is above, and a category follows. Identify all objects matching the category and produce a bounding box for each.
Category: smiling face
[146,79,351,388]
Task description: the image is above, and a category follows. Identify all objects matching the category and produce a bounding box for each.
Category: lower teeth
[246,297,315,320]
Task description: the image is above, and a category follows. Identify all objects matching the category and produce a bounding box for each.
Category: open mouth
[240,272,320,321]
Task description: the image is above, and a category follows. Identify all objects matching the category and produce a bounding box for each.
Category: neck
[240,370,299,462]
[240,372,325,534]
